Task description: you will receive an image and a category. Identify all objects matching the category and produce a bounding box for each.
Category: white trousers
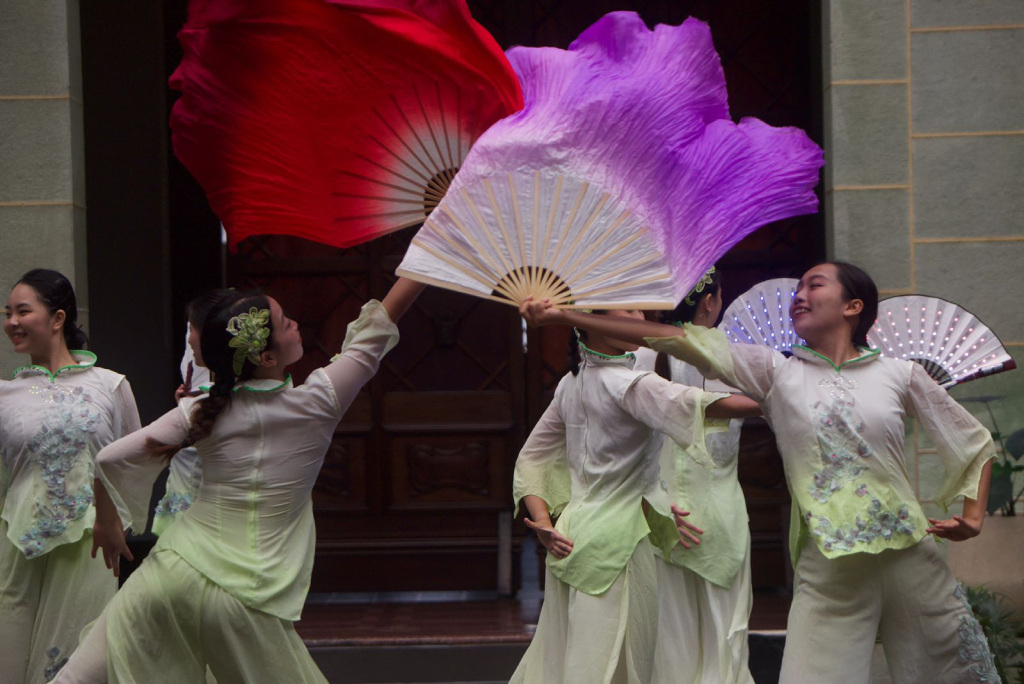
[651,538,754,684]
[510,538,658,684]
[0,523,116,684]
[780,536,999,683]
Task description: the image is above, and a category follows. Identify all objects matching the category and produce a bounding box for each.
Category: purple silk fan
[397,12,824,309]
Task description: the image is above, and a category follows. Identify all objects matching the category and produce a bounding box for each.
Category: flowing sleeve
[645,323,779,401]
[111,377,142,438]
[620,374,727,448]
[322,300,400,416]
[906,362,996,508]
[512,400,570,518]
[95,407,190,533]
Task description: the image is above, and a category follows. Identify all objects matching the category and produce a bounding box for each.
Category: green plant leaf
[1006,428,1024,461]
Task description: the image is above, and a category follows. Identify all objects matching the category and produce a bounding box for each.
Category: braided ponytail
[148,291,271,462]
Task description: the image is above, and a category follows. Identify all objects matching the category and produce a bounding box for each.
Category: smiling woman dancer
[510,307,759,684]
[0,269,140,684]
[55,278,424,684]
[520,260,999,684]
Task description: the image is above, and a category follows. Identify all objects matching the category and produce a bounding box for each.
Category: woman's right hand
[91,517,134,578]
[519,296,565,328]
[525,517,575,559]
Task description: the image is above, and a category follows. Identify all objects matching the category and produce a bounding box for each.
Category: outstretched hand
[91,517,134,578]
[927,515,982,542]
[672,504,704,549]
[525,517,575,559]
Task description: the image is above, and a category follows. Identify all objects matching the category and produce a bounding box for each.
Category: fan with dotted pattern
[718,277,804,353]
[867,295,1016,388]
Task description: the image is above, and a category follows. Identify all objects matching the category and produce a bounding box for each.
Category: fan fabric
[868,295,1016,387]
[170,0,523,250]
[398,12,824,309]
[719,278,805,352]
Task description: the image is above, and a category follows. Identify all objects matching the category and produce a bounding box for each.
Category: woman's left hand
[927,515,982,542]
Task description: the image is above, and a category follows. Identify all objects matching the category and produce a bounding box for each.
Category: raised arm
[520,297,679,346]
[322,278,426,409]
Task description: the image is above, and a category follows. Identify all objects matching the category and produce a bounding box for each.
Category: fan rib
[506,173,532,298]
[536,174,567,300]
[482,178,529,301]
[563,271,674,304]
[412,86,454,175]
[336,169,426,199]
[333,209,432,222]
[415,240,516,300]
[435,204,508,285]
[460,188,523,296]
[386,94,445,182]
[435,81,456,172]
[353,147,432,189]
[552,193,610,279]
[570,238,661,292]
[560,208,632,284]
[372,107,440,187]
[543,182,589,294]
[531,172,541,292]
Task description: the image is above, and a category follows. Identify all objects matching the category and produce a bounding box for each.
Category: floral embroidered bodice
[647,326,994,562]
[0,353,139,557]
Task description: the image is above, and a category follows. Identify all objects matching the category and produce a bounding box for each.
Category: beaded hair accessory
[683,266,716,306]
[226,307,271,375]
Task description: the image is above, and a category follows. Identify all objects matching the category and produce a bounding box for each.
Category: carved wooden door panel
[228,230,525,592]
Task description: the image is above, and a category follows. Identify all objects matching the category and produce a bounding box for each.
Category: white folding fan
[867,295,1016,388]
[719,278,804,353]
[397,13,824,309]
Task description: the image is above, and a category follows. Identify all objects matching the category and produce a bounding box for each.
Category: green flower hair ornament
[226,307,271,376]
[683,266,716,306]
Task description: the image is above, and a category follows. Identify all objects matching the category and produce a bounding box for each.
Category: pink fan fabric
[433,12,823,301]
[170,0,522,250]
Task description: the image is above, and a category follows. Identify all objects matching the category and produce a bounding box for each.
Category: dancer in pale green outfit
[634,266,755,684]
[55,278,424,683]
[0,269,139,684]
[510,308,759,684]
[521,260,999,684]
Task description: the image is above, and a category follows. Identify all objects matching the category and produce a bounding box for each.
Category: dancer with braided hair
[55,278,424,684]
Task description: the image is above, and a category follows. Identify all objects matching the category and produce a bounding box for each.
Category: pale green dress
[54,301,398,684]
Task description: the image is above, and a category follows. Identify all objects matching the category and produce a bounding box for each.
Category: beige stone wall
[0,0,87,374]
[822,1,1024,520]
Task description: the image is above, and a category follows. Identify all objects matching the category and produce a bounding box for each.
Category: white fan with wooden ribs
[397,14,824,309]
[867,295,1016,388]
[718,278,804,353]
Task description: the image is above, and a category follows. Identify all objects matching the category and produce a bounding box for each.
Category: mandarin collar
[791,345,880,372]
[578,341,636,370]
[198,374,293,394]
[12,350,98,382]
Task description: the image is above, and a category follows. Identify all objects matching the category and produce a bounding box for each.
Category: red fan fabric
[170,0,523,250]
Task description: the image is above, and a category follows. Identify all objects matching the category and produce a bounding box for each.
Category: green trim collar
[197,374,293,394]
[791,345,880,372]
[12,350,98,381]
[578,339,636,364]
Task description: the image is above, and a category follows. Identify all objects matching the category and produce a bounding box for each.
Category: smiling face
[791,263,863,345]
[4,283,63,358]
[265,297,303,368]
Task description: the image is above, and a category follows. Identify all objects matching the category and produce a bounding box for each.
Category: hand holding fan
[170,0,522,250]
[397,12,824,309]
[867,295,1016,387]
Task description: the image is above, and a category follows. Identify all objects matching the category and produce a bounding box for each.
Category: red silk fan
[170,0,523,250]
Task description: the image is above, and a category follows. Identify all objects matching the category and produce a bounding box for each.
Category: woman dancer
[510,308,759,684]
[56,278,424,683]
[151,290,234,537]
[520,261,998,684]
[634,266,755,684]
[0,269,140,684]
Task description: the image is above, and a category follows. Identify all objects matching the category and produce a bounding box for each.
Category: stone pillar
[0,0,86,373]
[822,2,1023,517]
